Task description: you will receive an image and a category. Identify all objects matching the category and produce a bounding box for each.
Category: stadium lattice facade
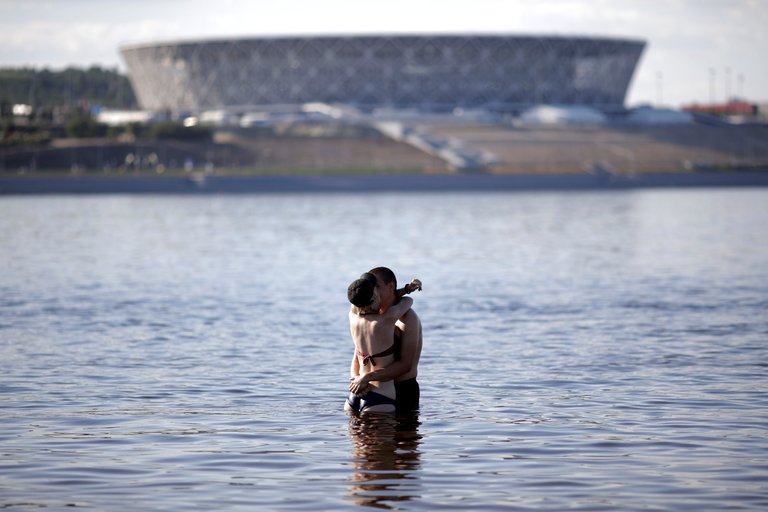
[120,35,645,113]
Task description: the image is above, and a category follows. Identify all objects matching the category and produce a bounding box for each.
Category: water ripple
[2,191,768,510]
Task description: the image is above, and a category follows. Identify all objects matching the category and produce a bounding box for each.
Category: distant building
[682,101,757,116]
[120,35,645,114]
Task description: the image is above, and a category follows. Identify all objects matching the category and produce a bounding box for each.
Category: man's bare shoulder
[401,307,419,318]
[398,308,421,326]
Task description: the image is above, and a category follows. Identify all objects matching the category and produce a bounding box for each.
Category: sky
[1,0,767,107]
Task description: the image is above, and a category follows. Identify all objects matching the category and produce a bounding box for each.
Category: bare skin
[344,291,413,414]
[349,275,423,397]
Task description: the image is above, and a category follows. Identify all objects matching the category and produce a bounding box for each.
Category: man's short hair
[347,272,378,307]
[369,266,397,290]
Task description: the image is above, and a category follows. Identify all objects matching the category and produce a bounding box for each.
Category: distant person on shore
[347,267,423,413]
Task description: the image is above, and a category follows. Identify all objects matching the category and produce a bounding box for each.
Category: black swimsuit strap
[358,343,396,366]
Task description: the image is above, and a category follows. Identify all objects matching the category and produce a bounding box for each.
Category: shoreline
[2,171,768,194]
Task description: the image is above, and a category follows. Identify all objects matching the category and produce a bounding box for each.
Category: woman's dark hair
[359,272,377,286]
[347,278,375,307]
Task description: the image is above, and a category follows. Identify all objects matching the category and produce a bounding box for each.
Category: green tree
[149,122,212,142]
[0,66,137,108]
[65,113,108,138]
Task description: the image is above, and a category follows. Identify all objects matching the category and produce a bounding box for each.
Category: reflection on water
[347,413,422,508]
[1,190,768,510]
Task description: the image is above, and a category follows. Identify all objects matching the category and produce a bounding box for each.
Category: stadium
[120,35,646,113]
[4,34,768,188]
[111,34,768,177]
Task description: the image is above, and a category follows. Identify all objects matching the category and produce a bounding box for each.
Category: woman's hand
[349,374,371,396]
[405,278,422,294]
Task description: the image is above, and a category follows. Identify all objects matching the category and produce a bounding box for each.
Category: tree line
[0,67,217,148]
[0,66,137,111]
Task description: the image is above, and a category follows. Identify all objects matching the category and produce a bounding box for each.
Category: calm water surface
[1,190,767,510]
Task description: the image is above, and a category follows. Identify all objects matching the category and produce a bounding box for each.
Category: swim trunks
[347,390,396,413]
[395,378,420,412]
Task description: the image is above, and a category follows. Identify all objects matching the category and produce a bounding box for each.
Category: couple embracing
[345,267,423,414]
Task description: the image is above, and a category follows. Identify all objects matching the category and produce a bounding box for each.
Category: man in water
[349,267,423,412]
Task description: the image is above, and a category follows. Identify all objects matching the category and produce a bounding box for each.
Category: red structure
[683,101,757,116]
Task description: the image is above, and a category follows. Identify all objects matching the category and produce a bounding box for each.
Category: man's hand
[349,374,371,396]
[405,278,422,294]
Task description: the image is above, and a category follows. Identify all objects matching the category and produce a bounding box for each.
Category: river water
[1,189,767,510]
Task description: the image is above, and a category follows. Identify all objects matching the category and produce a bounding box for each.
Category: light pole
[656,71,663,106]
[737,73,745,99]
